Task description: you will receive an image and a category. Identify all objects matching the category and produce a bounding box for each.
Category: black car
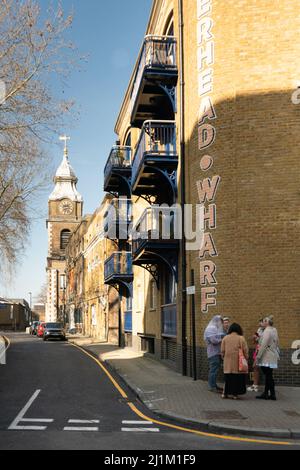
[43,323,66,341]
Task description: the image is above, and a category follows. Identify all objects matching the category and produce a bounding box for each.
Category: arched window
[164,268,177,305]
[163,12,174,36]
[125,131,131,147]
[149,279,157,309]
[60,229,71,250]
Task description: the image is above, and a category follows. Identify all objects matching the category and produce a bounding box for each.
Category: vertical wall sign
[196,0,221,314]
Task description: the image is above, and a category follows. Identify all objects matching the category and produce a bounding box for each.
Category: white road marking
[21,418,54,423]
[121,428,160,432]
[8,389,54,431]
[122,420,154,425]
[63,427,99,432]
[121,419,159,432]
[63,419,100,431]
[9,425,48,431]
[68,420,100,424]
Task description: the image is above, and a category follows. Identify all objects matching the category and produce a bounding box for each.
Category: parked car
[30,321,39,335]
[37,322,46,338]
[43,323,66,341]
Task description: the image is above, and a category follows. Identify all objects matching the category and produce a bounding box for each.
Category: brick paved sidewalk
[69,338,300,440]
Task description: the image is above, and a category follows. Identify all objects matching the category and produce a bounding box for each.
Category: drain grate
[204,410,247,420]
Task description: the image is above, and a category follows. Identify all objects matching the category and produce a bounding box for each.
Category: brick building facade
[0,298,30,331]
[47,1,300,385]
[106,0,300,385]
[64,196,121,344]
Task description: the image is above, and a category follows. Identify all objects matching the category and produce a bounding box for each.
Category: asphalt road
[0,333,298,451]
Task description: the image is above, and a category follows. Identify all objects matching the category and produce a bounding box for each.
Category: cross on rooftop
[59,135,71,157]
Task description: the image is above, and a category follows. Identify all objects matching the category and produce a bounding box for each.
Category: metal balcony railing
[104,146,132,183]
[162,303,177,337]
[104,198,132,228]
[132,120,177,184]
[104,252,133,280]
[132,206,180,253]
[133,206,179,239]
[131,35,177,111]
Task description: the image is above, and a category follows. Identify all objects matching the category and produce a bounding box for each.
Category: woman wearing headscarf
[204,315,225,392]
[255,316,280,400]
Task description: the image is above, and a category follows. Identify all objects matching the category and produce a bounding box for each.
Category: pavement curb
[70,340,298,441]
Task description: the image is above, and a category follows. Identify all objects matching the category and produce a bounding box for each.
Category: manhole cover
[283,410,300,418]
[204,410,247,420]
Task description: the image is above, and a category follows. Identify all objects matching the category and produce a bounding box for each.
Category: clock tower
[45,136,83,322]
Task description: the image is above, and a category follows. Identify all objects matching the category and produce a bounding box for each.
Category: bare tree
[0,0,80,276]
[36,281,47,304]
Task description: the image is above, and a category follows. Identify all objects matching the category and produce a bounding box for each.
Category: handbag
[239,340,249,373]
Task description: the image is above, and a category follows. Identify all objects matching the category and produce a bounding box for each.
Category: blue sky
[0,0,152,303]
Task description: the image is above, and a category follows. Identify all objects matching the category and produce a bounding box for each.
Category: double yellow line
[70,342,295,447]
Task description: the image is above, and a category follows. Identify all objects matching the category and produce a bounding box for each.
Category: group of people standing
[204,316,280,400]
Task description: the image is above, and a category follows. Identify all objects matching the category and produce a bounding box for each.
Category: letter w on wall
[196,176,221,204]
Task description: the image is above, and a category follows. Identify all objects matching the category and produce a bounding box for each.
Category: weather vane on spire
[59,134,70,157]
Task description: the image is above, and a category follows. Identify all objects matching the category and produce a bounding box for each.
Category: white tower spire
[48,134,82,202]
[59,135,71,158]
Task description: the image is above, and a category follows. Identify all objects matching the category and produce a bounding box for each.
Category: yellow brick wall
[183,0,300,350]
[113,0,300,375]
[83,198,119,342]
[64,197,119,342]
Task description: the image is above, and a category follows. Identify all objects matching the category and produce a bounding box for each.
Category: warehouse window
[164,270,177,305]
[163,12,174,36]
[126,296,133,311]
[135,283,142,312]
[125,131,131,147]
[150,279,157,309]
[60,274,66,290]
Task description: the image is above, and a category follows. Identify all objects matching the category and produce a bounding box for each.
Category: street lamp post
[59,274,67,327]
[62,286,66,327]
[28,292,32,324]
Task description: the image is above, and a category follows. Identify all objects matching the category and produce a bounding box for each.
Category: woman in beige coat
[221,323,249,399]
[255,316,279,401]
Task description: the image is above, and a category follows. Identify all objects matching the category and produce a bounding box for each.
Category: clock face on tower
[59,199,74,215]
